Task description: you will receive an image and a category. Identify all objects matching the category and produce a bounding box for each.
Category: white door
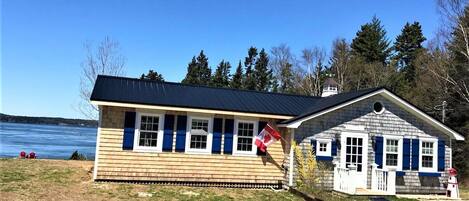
[340,132,368,188]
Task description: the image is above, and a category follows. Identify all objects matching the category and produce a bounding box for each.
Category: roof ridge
[98,75,321,99]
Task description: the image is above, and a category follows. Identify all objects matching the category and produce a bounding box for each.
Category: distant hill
[0,113,98,127]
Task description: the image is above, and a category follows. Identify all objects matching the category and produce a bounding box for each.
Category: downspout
[289,128,295,187]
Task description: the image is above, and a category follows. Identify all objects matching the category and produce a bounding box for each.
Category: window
[134,112,164,152]
[186,116,213,154]
[315,139,332,156]
[419,139,437,172]
[422,142,434,168]
[373,102,384,114]
[233,119,258,156]
[319,143,327,152]
[190,119,209,149]
[345,137,363,172]
[385,139,398,166]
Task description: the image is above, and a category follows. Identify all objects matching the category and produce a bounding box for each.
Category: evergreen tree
[351,16,391,64]
[182,50,211,85]
[244,47,258,90]
[140,69,165,81]
[393,22,426,84]
[253,49,272,91]
[211,60,231,87]
[279,62,294,93]
[230,61,244,89]
[196,50,211,85]
[182,57,199,84]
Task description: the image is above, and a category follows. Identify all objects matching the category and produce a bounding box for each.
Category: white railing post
[371,163,378,191]
[348,165,357,194]
[333,161,339,191]
[387,167,396,195]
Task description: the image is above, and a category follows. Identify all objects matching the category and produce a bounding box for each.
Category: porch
[333,163,396,196]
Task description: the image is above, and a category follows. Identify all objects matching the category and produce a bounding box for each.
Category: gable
[280,89,464,141]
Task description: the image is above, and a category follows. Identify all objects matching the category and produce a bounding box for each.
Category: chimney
[321,78,338,97]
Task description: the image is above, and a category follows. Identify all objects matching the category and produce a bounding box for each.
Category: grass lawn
[459,186,469,200]
[0,159,302,201]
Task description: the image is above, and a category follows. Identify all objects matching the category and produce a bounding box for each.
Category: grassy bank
[0,159,301,201]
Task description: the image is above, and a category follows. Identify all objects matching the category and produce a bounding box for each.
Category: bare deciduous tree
[270,44,296,93]
[298,47,326,96]
[329,38,352,92]
[435,0,469,103]
[78,36,126,119]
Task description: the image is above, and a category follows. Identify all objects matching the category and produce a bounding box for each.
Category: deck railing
[371,164,396,195]
[333,165,357,195]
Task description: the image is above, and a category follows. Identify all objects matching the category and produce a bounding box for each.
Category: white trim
[419,138,438,172]
[340,131,369,188]
[382,135,403,171]
[133,112,165,152]
[185,115,213,154]
[279,89,464,141]
[91,100,294,120]
[288,128,294,187]
[92,106,102,180]
[233,119,258,156]
[315,138,332,157]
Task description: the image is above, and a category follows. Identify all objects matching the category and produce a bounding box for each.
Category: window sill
[185,149,211,155]
[132,148,161,153]
[233,152,257,157]
[316,156,333,161]
[418,172,441,177]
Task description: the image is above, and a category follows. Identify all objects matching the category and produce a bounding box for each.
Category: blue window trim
[396,171,406,176]
[316,156,333,161]
[418,172,441,177]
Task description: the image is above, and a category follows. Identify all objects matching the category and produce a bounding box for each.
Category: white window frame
[133,112,165,152]
[233,119,258,156]
[382,135,403,171]
[315,138,332,157]
[185,115,213,154]
[373,101,385,114]
[419,138,438,172]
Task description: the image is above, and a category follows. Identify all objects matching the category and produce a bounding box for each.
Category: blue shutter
[162,114,174,152]
[224,119,234,154]
[122,111,136,150]
[331,140,337,156]
[438,140,445,171]
[311,139,317,155]
[257,121,268,156]
[212,118,223,154]
[175,115,187,152]
[375,136,383,168]
[411,139,419,170]
[403,138,411,170]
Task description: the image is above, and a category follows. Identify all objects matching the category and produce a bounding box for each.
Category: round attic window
[373,102,384,114]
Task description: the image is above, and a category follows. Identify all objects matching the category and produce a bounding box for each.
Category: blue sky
[2,0,441,119]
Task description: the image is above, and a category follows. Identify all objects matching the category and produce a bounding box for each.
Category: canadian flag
[255,123,281,152]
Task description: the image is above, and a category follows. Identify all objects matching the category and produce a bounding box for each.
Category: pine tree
[351,16,391,64]
[280,62,294,93]
[196,50,211,85]
[393,22,426,84]
[244,47,258,90]
[182,57,199,84]
[182,50,211,85]
[253,49,272,91]
[211,60,231,87]
[230,61,243,89]
[140,69,165,81]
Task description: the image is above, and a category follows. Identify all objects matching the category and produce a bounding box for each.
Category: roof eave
[278,89,465,141]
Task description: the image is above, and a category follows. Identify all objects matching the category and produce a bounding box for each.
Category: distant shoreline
[0,113,98,128]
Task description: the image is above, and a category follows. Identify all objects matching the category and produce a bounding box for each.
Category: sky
[1,0,442,119]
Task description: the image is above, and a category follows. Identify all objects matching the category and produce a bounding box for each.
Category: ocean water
[0,122,97,159]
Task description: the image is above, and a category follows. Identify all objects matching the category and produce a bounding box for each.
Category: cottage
[91,75,464,195]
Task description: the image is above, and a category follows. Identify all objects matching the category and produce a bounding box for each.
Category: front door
[340,132,368,188]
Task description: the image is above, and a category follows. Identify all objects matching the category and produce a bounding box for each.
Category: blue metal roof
[90,75,321,116]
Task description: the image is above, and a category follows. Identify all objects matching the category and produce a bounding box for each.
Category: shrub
[69,150,87,160]
[292,141,320,188]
